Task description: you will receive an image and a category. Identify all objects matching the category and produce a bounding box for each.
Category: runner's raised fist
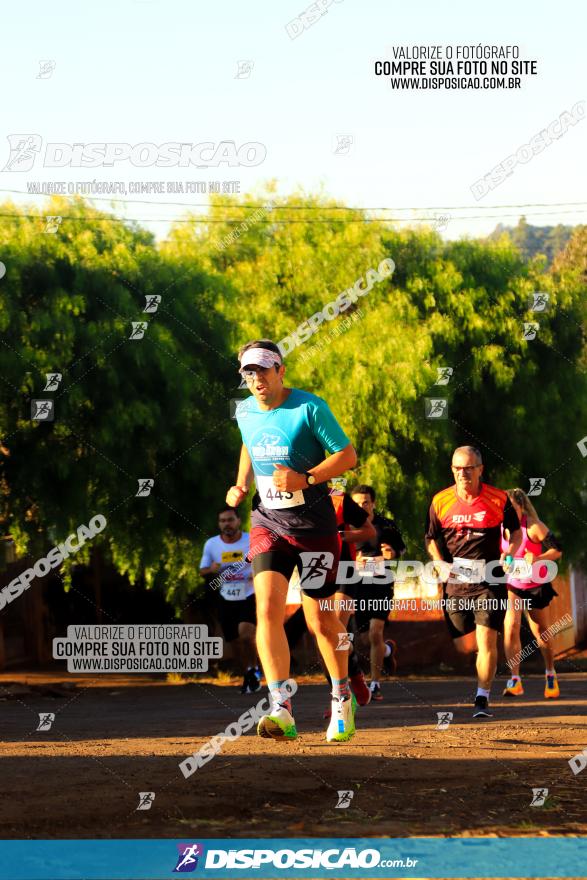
[226,485,248,507]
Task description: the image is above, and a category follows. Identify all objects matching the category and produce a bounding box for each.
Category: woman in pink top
[501,488,563,699]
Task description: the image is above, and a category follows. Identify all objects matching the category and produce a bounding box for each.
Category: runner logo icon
[436,711,453,730]
[31,400,54,421]
[143,295,161,313]
[136,479,155,497]
[299,552,335,589]
[129,321,148,340]
[2,134,42,171]
[36,713,55,731]
[335,790,354,808]
[528,477,546,497]
[434,367,453,385]
[173,843,204,872]
[136,791,155,811]
[530,788,549,806]
[43,373,62,391]
[336,632,354,651]
[529,292,550,311]
[425,398,448,419]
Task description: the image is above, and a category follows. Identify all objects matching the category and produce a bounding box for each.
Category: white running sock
[545,669,556,676]
[268,680,292,711]
[370,680,380,690]
[476,687,490,699]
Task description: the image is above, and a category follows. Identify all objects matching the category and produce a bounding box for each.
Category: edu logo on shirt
[452,512,486,524]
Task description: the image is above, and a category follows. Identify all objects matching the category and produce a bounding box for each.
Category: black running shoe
[369,682,383,702]
[240,668,261,694]
[473,695,493,718]
[248,668,261,693]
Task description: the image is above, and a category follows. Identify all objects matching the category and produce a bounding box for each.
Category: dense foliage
[488,217,574,264]
[1,194,585,607]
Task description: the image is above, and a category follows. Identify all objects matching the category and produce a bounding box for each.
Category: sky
[0,0,586,240]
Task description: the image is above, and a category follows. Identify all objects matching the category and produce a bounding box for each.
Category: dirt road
[1,671,586,839]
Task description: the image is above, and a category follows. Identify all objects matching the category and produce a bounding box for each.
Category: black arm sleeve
[380,519,406,557]
[543,530,563,552]
[342,494,369,528]
[502,498,521,534]
[425,503,442,542]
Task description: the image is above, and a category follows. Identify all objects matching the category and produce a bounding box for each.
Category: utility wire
[1,188,586,212]
[0,210,587,225]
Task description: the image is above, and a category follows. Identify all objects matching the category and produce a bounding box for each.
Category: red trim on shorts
[249,526,341,583]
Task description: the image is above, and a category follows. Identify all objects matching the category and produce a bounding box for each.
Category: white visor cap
[239,347,283,373]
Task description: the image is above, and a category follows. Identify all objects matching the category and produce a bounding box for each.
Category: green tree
[171,195,587,561]
[2,192,585,614]
[0,197,236,606]
[488,217,573,264]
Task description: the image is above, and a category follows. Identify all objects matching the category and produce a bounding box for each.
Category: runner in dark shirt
[325,489,376,712]
[355,512,407,560]
[351,484,406,701]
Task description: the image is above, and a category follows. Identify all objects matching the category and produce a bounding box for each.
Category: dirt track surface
[1,671,586,839]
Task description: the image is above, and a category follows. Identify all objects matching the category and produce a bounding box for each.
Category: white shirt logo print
[452,510,488,524]
[251,432,289,459]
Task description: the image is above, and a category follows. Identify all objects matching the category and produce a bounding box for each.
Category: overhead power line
[0,188,586,213]
[0,209,587,225]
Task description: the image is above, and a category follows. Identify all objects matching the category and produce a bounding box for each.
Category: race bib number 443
[255,475,304,509]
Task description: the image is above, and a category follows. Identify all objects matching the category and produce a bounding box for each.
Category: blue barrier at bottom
[1,837,586,880]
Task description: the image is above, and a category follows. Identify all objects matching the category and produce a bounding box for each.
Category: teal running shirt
[235,388,350,535]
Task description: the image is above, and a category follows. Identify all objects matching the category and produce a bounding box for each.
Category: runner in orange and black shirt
[425,445,522,718]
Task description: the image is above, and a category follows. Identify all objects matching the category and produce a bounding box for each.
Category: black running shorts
[354,584,394,630]
[335,580,359,599]
[217,594,256,643]
[443,583,508,639]
[250,526,341,599]
[508,582,558,611]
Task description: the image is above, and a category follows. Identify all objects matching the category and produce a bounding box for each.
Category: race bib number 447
[255,475,304,509]
[220,582,246,601]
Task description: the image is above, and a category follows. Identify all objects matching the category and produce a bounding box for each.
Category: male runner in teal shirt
[226,339,358,742]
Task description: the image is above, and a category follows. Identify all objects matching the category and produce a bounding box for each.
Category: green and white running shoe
[326,694,357,743]
[257,704,298,740]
